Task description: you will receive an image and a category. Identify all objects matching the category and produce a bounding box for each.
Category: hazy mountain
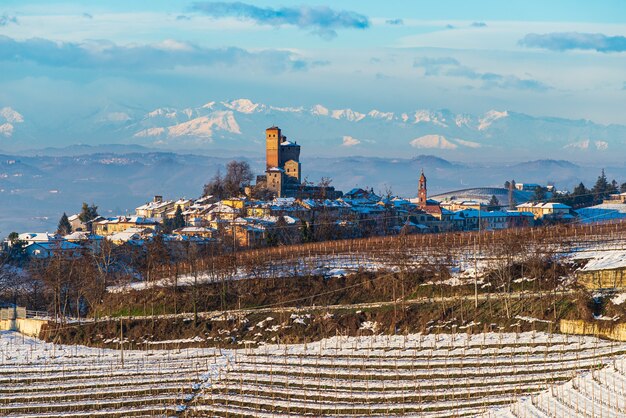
[3,99,626,162]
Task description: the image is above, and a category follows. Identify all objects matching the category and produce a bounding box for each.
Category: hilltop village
[5,125,624,259]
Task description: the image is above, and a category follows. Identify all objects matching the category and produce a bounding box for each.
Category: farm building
[576,251,626,289]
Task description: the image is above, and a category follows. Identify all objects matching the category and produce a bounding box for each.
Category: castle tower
[266,126,281,169]
[418,169,427,207]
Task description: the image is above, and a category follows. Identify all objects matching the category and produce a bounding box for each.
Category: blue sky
[1,0,625,145]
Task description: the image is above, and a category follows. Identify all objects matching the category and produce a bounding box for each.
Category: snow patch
[167,111,241,138]
[410,134,457,150]
[330,109,366,122]
[367,110,394,120]
[0,107,24,123]
[611,293,626,306]
[359,321,380,333]
[0,123,14,137]
[342,135,361,147]
[311,104,329,116]
[222,99,264,114]
[134,127,165,138]
[478,110,508,130]
[412,110,447,127]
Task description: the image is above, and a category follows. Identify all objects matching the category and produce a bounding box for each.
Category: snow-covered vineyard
[0,331,227,417]
[488,359,626,417]
[3,330,626,417]
[109,222,626,292]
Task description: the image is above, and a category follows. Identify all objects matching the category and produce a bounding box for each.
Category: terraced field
[189,332,626,417]
[2,330,625,417]
[0,331,226,417]
[487,357,626,417]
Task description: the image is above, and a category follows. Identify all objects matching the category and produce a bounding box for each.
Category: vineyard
[491,358,626,417]
[108,220,626,294]
[3,329,626,417]
[0,331,225,417]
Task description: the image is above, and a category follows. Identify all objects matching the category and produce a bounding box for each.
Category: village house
[93,216,160,236]
[603,192,626,204]
[24,241,81,259]
[172,226,217,239]
[452,209,534,231]
[516,202,573,220]
[164,199,193,219]
[135,196,176,219]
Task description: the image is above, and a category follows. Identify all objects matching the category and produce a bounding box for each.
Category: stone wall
[0,317,47,337]
[560,319,626,341]
[577,268,626,290]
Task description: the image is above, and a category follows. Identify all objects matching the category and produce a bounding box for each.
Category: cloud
[0,14,18,26]
[82,13,93,19]
[190,2,370,39]
[0,35,315,72]
[176,14,192,21]
[413,57,460,76]
[385,18,403,26]
[413,56,550,91]
[470,22,487,28]
[342,135,361,146]
[520,32,626,53]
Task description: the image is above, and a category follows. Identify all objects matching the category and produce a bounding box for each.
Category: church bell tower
[418,169,427,207]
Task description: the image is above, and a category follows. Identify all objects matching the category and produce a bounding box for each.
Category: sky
[0,0,625,146]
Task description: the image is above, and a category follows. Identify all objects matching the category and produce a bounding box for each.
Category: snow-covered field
[191,332,625,417]
[3,330,626,417]
[0,330,227,417]
[486,359,626,417]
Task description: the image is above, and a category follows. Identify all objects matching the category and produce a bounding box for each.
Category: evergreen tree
[571,182,593,207]
[57,212,72,235]
[487,195,500,211]
[591,169,615,203]
[173,206,185,230]
[531,186,546,202]
[621,182,626,193]
[300,220,313,243]
[78,202,99,223]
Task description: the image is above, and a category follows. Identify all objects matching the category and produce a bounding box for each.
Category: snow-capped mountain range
[0,107,24,138]
[2,98,625,161]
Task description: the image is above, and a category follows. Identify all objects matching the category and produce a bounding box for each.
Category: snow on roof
[67,214,81,222]
[26,241,80,250]
[106,231,141,242]
[63,231,91,240]
[517,202,571,209]
[173,226,216,233]
[18,232,57,242]
[97,216,159,225]
[135,199,174,211]
[210,202,237,213]
[576,203,626,223]
[579,250,626,272]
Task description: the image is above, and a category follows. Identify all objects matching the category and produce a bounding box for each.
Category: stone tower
[418,169,427,207]
[265,126,281,170]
